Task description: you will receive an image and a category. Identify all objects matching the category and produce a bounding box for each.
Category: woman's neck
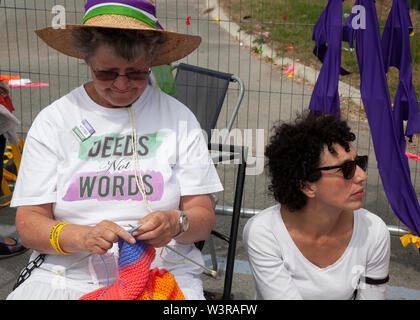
[281,202,353,239]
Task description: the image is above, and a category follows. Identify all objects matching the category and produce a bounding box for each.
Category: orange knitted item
[79,238,185,300]
[137,269,185,300]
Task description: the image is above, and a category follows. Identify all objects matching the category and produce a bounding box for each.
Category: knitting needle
[128,224,142,233]
[164,244,218,278]
[127,224,218,278]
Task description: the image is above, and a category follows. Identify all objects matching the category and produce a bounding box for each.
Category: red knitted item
[79,239,184,300]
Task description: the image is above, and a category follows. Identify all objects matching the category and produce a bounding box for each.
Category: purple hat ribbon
[83,0,163,30]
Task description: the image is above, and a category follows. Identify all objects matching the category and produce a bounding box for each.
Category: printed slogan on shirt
[62,131,166,202]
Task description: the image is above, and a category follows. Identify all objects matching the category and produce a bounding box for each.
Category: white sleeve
[356,218,391,300]
[10,110,59,206]
[243,218,303,300]
[173,112,223,196]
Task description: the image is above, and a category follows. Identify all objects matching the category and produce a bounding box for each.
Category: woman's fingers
[109,224,136,244]
[84,220,135,254]
[133,211,177,247]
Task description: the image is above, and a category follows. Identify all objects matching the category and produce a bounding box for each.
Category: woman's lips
[352,189,365,198]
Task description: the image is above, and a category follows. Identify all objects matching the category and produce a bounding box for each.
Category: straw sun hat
[35,0,201,66]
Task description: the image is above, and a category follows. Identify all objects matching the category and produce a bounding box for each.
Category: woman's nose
[112,75,130,90]
[354,164,368,182]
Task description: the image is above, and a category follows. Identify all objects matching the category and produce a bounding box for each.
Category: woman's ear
[300,181,317,199]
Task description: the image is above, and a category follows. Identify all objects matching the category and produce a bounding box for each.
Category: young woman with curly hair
[243,112,390,300]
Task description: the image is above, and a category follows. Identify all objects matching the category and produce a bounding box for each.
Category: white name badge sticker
[72,119,95,141]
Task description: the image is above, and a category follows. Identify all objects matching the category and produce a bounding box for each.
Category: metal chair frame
[172,63,246,299]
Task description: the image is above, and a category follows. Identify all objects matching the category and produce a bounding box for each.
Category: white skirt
[7,241,205,300]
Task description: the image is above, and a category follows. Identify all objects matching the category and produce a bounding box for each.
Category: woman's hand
[132,211,179,248]
[132,194,215,247]
[82,220,136,255]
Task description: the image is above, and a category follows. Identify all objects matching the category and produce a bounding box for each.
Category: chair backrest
[173,63,233,142]
[173,64,246,300]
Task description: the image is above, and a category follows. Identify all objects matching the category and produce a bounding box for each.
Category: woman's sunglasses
[93,70,151,81]
[316,155,368,180]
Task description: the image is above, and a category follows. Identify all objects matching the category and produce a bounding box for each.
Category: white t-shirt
[243,204,390,300]
[10,84,223,299]
[12,84,223,222]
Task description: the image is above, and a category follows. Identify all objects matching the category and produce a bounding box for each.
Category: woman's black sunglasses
[316,155,368,180]
[93,70,151,81]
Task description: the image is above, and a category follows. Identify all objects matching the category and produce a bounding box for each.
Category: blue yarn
[114,236,147,286]
[95,234,148,299]
[115,270,126,286]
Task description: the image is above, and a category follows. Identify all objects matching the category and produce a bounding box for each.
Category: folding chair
[172,63,244,143]
[206,143,247,300]
[172,63,246,299]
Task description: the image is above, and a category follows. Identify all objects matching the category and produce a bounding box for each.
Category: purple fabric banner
[381,0,420,142]
[308,0,344,116]
[344,0,420,236]
[312,0,351,77]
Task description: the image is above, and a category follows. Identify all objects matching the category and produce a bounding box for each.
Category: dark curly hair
[265,112,356,211]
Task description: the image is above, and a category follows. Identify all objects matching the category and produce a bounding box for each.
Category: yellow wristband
[53,223,68,254]
[49,223,63,254]
[49,222,72,255]
[49,223,59,252]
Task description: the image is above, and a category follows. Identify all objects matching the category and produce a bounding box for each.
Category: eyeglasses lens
[356,156,368,171]
[342,162,356,180]
[343,156,368,179]
[125,71,150,80]
[94,71,150,81]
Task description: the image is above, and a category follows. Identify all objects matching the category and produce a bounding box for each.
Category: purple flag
[312,0,351,76]
[308,0,344,116]
[345,0,420,236]
[381,0,420,142]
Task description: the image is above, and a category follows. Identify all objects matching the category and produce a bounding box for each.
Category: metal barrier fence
[0,0,418,238]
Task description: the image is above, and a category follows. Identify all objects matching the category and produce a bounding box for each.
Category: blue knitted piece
[117,238,148,268]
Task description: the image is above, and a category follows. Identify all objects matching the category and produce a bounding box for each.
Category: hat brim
[35,24,201,66]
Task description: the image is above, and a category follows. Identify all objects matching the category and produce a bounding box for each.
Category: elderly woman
[7,0,222,300]
[243,112,390,300]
